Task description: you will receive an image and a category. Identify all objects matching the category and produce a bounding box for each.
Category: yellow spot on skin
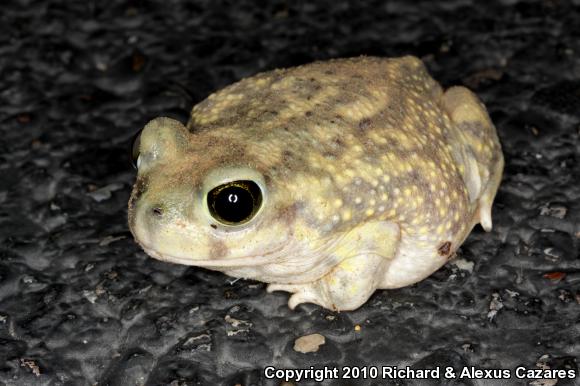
[345,169,356,178]
[335,174,347,185]
[418,226,429,234]
[334,198,343,208]
[354,325,362,332]
[339,259,357,272]
[348,284,359,294]
[325,163,337,173]
[365,209,374,217]
[342,210,352,222]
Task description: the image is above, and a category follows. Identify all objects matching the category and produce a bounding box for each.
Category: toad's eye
[130,129,142,169]
[207,180,262,225]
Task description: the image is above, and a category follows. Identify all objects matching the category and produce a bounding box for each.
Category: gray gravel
[0,0,579,385]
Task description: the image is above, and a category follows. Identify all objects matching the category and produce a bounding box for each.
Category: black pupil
[208,181,261,224]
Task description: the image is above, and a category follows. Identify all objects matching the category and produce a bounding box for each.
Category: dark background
[1,0,579,385]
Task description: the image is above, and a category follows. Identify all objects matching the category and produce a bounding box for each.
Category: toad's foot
[267,253,390,311]
[267,282,325,310]
[268,221,400,311]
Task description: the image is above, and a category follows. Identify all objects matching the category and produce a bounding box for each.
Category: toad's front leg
[267,221,400,311]
[267,254,388,311]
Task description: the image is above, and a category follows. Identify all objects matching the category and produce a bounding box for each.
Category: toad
[128,56,503,311]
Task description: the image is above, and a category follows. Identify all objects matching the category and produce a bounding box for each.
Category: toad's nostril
[151,207,164,217]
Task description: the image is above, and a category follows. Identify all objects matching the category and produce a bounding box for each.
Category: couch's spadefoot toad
[128,56,503,311]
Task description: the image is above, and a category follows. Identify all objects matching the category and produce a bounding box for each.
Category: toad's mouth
[137,241,291,268]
